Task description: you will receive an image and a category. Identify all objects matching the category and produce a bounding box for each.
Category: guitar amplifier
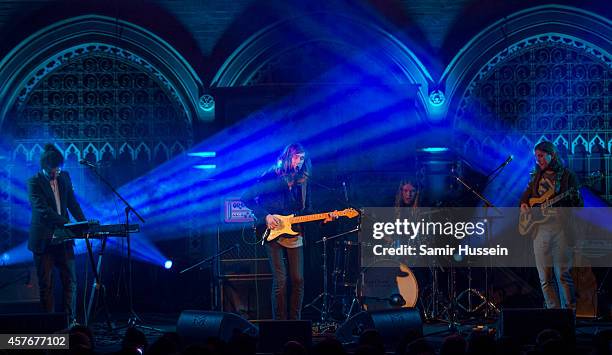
[217,224,264,260]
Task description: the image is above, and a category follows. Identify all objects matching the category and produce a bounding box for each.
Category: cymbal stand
[423,262,447,322]
[305,227,359,327]
[421,262,460,336]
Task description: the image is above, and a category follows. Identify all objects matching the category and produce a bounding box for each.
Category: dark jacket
[520,167,583,207]
[242,169,311,222]
[28,171,86,253]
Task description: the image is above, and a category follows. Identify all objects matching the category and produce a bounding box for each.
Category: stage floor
[89,312,612,354]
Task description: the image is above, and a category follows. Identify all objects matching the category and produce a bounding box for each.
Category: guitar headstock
[338,208,359,219]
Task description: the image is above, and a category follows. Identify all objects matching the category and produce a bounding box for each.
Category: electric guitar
[518,171,603,236]
[262,208,360,243]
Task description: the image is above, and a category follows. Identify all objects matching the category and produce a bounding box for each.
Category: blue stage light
[193,164,217,170]
[420,147,449,153]
[164,260,173,269]
[0,242,33,266]
[188,152,216,158]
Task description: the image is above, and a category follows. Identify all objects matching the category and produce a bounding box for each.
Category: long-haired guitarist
[242,143,312,320]
[519,141,583,310]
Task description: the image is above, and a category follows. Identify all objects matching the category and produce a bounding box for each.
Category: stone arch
[135,142,151,161]
[119,143,135,161]
[0,15,203,128]
[83,143,99,162]
[13,144,28,161]
[572,135,588,155]
[211,13,433,117]
[553,135,569,150]
[445,5,610,124]
[589,135,605,153]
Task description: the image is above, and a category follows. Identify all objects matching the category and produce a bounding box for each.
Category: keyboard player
[27,143,86,327]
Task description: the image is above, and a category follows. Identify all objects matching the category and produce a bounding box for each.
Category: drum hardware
[304,227,359,328]
[421,264,448,322]
[331,239,362,318]
[452,173,502,319]
[457,263,483,314]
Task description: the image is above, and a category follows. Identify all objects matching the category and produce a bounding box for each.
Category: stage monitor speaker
[499,308,575,345]
[336,308,422,349]
[256,320,312,353]
[0,313,66,333]
[177,310,258,344]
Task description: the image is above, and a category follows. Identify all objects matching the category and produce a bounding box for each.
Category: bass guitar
[518,171,602,236]
[263,208,360,243]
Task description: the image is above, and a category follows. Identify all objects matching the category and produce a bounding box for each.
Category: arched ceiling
[0,0,606,80]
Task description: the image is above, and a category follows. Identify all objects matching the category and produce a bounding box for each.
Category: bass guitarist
[519,141,583,310]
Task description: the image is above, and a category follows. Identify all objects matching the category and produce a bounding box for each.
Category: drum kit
[306,230,500,329]
[305,155,510,329]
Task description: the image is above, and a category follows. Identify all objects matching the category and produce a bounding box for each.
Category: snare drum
[359,259,419,311]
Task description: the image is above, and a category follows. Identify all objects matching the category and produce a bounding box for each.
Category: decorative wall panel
[455,36,611,201]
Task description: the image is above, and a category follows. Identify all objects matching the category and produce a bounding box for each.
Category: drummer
[394,179,419,214]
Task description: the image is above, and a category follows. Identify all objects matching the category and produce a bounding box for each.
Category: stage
[83,312,611,354]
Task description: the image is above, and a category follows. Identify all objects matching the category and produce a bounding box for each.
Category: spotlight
[1,253,9,265]
[164,260,173,269]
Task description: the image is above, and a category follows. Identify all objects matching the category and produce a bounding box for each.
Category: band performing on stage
[26,140,602,329]
[1,2,610,352]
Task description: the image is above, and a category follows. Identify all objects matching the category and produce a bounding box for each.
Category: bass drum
[359,259,418,311]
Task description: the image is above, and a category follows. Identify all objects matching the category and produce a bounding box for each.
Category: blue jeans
[265,242,304,320]
[533,223,575,309]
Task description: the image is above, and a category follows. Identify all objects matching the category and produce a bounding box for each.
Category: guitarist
[519,141,583,310]
[242,143,312,320]
[27,144,86,327]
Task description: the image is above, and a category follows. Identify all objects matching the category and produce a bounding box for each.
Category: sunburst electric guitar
[518,171,602,236]
[262,208,360,243]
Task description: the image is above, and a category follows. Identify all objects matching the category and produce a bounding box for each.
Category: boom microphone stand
[80,161,151,330]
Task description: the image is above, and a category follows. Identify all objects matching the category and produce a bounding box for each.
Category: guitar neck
[543,189,573,208]
[289,213,330,224]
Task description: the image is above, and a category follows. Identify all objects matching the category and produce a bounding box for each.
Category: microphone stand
[81,162,152,331]
[451,156,510,319]
[180,245,238,274]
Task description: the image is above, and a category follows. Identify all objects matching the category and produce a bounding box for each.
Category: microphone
[501,155,513,167]
[79,159,96,168]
